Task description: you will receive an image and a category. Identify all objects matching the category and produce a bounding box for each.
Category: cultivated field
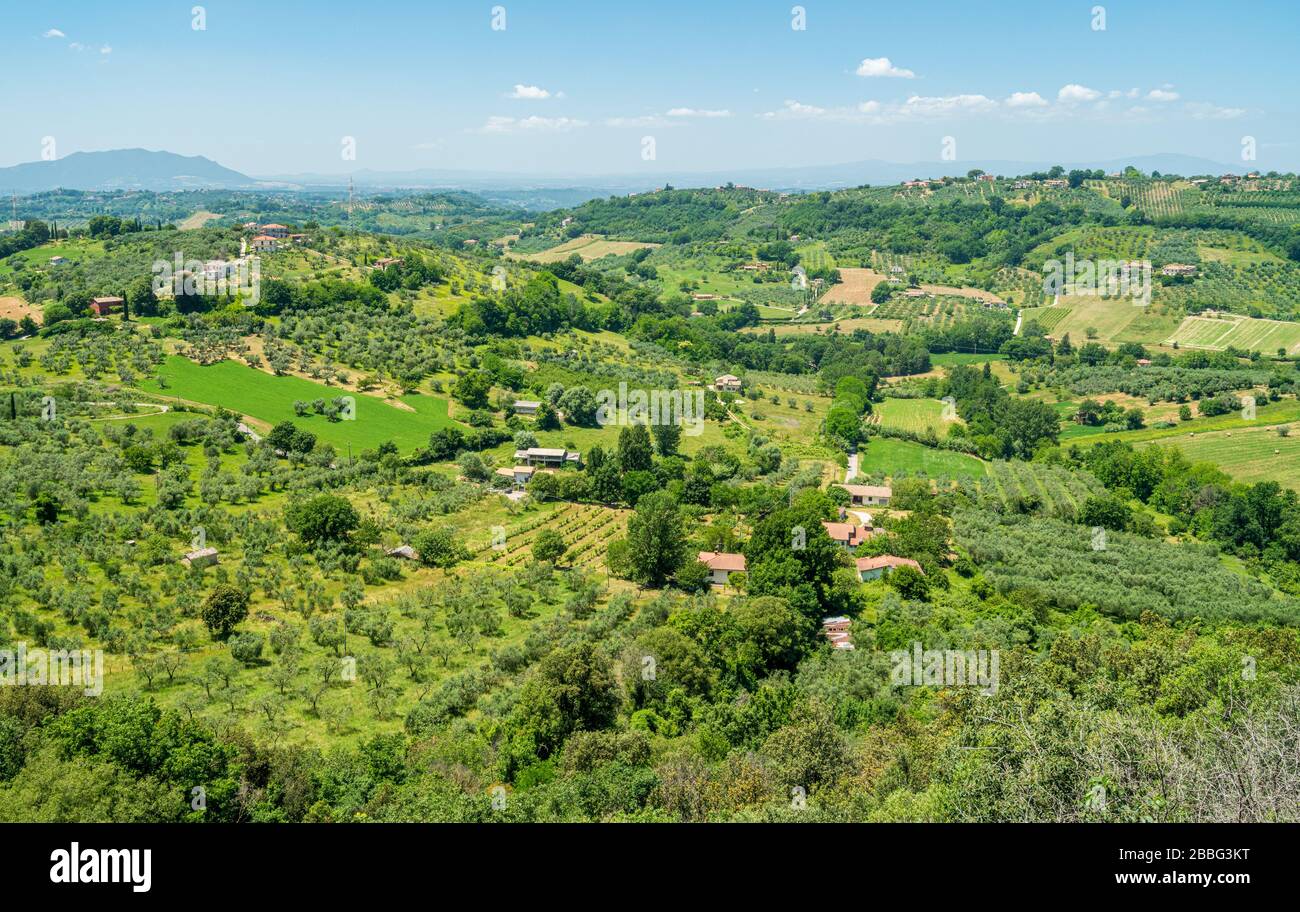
[0,295,39,324]
[818,267,890,304]
[1144,424,1300,489]
[1043,294,1181,346]
[857,437,986,479]
[819,267,1005,307]
[1164,313,1300,354]
[139,355,458,452]
[875,398,958,438]
[1019,304,1072,333]
[512,234,659,263]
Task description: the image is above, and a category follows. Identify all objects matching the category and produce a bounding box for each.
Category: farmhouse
[1044,179,1069,188]
[260,224,289,238]
[903,180,929,188]
[514,447,580,468]
[904,288,928,298]
[48,255,67,265]
[855,555,922,582]
[374,257,403,270]
[697,551,746,587]
[289,234,310,244]
[841,484,892,507]
[821,521,872,548]
[822,616,854,650]
[714,374,743,392]
[495,464,547,489]
[251,235,279,252]
[512,400,541,416]
[181,547,219,569]
[1161,263,1198,277]
[738,262,770,272]
[88,296,124,317]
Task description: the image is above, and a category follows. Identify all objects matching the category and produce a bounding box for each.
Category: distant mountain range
[1,148,1248,198]
[0,149,260,193]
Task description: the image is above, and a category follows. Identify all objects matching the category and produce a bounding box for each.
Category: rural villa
[88,296,124,317]
[514,447,580,468]
[495,464,550,489]
[697,551,746,586]
[822,616,854,650]
[822,521,873,548]
[855,555,922,582]
[714,374,742,392]
[841,484,892,507]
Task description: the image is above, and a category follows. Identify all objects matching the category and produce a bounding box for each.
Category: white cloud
[508,84,553,100]
[100,45,112,55]
[1005,91,1048,108]
[68,41,86,51]
[478,115,587,133]
[666,107,731,118]
[1146,88,1179,102]
[1058,83,1102,103]
[43,28,65,38]
[759,100,831,120]
[900,94,997,116]
[855,57,916,78]
[605,114,676,128]
[858,100,881,114]
[1186,102,1246,120]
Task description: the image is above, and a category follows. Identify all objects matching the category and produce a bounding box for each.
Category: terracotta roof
[698,551,746,572]
[856,555,922,574]
[822,521,869,546]
[842,484,892,498]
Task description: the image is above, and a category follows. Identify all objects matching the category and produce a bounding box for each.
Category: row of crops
[1157,260,1300,320]
[473,502,630,572]
[873,295,976,332]
[946,460,1107,519]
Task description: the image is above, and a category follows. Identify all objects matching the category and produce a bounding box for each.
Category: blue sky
[2,0,1296,176]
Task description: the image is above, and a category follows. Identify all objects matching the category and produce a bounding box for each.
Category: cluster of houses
[693,484,922,596]
[1161,263,1198,278]
[246,222,308,252]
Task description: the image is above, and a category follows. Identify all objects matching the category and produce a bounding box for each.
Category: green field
[1164,314,1300,354]
[1142,424,1300,490]
[876,398,957,438]
[139,356,458,452]
[1019,305,1073,332]
[858,436,987,479]
[929,352,1008,367]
